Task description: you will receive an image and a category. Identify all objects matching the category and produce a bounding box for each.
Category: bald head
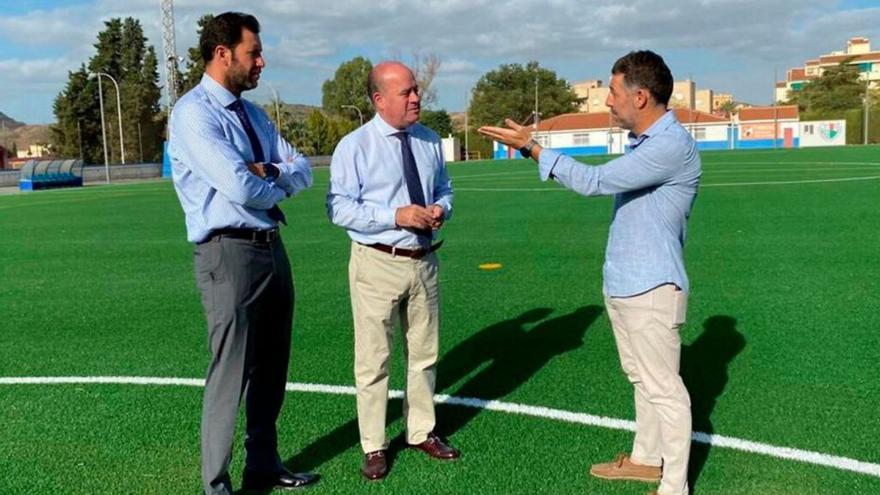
[369,61,421,129]
[367,62,413,103]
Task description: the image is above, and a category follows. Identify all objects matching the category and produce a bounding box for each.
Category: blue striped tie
[229,99,286,225]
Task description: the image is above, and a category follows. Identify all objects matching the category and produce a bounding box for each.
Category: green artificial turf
[0,145,878,494]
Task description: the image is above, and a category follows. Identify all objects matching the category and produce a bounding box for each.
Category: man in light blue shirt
[479,51,700,495]
[168,12,316,495]
[327,61,458,481]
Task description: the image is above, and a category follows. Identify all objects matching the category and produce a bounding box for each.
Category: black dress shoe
[241,467,319,490]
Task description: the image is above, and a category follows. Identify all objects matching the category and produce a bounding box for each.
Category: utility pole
[773,68,778,150]
[464,90,470,161]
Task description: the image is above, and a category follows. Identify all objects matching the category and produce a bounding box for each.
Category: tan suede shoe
[589,453,662,482]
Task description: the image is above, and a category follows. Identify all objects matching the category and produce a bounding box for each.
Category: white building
[494,109,731,159]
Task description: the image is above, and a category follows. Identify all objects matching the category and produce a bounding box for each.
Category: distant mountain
[0,123,51,153]
[0,111,25,130]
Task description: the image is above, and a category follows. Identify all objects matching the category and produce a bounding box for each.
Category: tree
[786,60,864,115]
[719,100,737,117]
[420,109,452,136]
[322,56,374,124]
[411,52,441,109]
[386,50,443,109]
[469,61,579,128]
[53,17,164,163]
[297,109,356,156]
[179,14,214,95]
[52,65,104,163]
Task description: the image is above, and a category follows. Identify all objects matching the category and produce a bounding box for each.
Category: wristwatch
[519,139,539,159]
[263,163,280,182]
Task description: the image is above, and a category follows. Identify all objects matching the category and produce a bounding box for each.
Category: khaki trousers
[605,284,692,495]
[348,242,440,453]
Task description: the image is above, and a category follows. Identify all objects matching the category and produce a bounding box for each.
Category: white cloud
[2,0,880,122]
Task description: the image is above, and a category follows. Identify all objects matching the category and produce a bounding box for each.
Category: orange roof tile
[738,105,799,121]
[788,68,806,81]
[536,109,729,132]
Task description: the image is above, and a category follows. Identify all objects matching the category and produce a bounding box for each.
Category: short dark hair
[199,12,260,63]
[611,50,673,106]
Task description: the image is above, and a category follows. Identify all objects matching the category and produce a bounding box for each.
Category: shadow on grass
[277,306,602,478]
[681,315,746,493]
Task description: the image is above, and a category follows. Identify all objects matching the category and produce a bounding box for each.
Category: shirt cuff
[377,207,398,230]
[538,149,562,181]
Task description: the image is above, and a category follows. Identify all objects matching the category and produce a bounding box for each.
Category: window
[693,127,706,140]
[573,133,590,146]
[804,125,814,134]
[535,135,550,147]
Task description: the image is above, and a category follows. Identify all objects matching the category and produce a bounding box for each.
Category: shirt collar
[371,113,415,137]
[628,110,678,147]
[199,73,238,109]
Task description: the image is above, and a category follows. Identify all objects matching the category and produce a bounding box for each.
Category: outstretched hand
[478,119,533,150]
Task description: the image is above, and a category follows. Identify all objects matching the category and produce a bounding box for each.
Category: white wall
[441,136,461,162]
[800,120,846,147]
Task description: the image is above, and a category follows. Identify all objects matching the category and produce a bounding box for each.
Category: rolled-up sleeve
[432,144,454,219]
[538,136,684,196]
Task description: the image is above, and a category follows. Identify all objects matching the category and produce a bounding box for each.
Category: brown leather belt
[362,240,444,259]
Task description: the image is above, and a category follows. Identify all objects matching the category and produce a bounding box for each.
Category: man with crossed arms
[327,61,459,481]
[169,12,318,494]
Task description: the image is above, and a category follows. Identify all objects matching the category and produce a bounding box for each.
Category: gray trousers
[194,235,294,495]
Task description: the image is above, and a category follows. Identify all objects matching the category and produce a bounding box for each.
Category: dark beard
[228,57,257,94]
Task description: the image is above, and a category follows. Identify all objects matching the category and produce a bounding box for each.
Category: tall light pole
[267,84,283,130]
[865,76,871,145]
[533,71,540,143]
[341,105,364,126]
[464,89,470,161]
[94,71,126,165]
[95,74,110,182]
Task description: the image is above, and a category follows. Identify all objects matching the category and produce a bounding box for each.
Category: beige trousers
[348,242,440,453]
[605,284,692,495]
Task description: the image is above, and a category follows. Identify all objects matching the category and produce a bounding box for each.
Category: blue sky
[1,0,879,124]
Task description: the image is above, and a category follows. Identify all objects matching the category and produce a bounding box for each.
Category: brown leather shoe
[411,432,460,460]
[361,450,388,481]
[589,453,662,482]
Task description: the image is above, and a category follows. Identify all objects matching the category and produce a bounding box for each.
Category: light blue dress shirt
[169,74,313,243]
[327,114,454,249]
[538,110,701,297]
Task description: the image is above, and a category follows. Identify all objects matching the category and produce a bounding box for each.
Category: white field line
[702,175,880,187]
[454,168,880,186]
[1,375,878,478]
[451,162,880,182]
[455,175,880,191]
